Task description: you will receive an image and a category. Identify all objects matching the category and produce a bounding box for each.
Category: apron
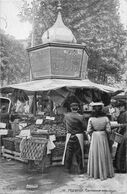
[62,133,84,167]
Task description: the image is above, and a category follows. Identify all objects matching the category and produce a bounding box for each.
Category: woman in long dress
[87,102,114,180]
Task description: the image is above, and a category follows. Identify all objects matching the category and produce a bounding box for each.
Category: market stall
[0,3,126,173]
[0,80,123,171]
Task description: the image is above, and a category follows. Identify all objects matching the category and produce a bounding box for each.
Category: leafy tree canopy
[0,30,29,86]
[18,0,127,85]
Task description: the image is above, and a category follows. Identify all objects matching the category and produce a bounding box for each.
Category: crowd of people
[62,99,127,180]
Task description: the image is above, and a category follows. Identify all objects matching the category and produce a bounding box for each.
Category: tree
[18,0,127,85]
[0,30,29,87]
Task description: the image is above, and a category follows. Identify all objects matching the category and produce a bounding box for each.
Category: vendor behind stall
[37,96,54,116]
[103,99,120,121]
[62,101,87,174]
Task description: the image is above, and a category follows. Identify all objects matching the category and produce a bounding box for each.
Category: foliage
[18,0,127,84]
[0,30,29,86]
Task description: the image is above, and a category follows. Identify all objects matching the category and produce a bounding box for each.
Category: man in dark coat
[62,102,87,174]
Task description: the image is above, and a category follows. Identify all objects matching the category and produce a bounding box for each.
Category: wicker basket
[110,132,123,143]
[114,132,124,143]
[21,137,48,160]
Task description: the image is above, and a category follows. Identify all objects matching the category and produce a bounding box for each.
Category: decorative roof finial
[41,0,77,44]
[57,0,62,11]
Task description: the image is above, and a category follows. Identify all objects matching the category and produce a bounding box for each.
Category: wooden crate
[2,148,27,163]
[2,138,15,151]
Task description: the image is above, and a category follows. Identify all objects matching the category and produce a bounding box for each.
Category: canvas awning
[0,79,119,94]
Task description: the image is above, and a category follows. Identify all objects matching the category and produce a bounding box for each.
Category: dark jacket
[64,112,86,135]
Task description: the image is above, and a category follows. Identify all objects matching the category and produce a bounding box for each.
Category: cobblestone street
[0,157,127,194]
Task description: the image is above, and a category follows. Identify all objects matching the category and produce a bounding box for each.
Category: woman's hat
[89,102,104,107]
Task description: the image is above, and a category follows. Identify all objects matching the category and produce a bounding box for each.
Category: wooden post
[33,92,37,116]
[80,49,88,80]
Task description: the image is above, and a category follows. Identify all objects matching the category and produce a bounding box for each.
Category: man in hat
[62,101,87,174]
[114,100,127,173]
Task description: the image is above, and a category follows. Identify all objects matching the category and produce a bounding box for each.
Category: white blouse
[87,116,111,135]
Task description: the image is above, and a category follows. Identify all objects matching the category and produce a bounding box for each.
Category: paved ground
[0,157,127,194]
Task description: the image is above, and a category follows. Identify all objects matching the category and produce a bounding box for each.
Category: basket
[110,131,124,143]
[114,132,124,143]
[21,137,48,160]
[3,137,15,151]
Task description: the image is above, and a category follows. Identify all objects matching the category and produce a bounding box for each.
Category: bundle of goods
[52,141,65,158]
[21,137,48,161]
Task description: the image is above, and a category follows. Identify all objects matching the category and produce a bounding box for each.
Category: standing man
[62,101,87,174]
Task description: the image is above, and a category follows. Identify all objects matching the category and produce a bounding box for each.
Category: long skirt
[87,131,114,180]
[115,138,126,173]
[64,135,84,174]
